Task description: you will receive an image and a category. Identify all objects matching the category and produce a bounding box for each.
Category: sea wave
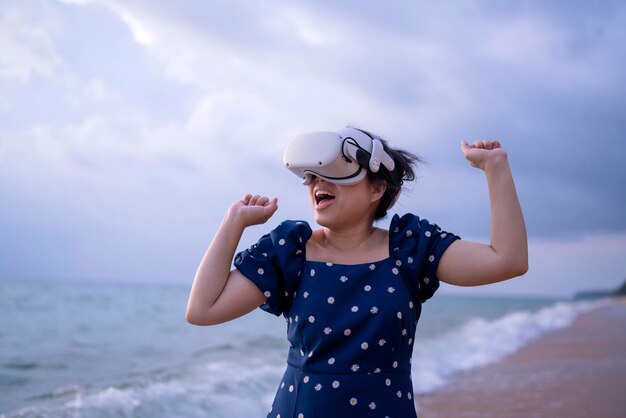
[2,358,283,418]
[411,298,609,394]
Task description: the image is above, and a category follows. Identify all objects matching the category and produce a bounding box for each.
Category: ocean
[0,278,604,417]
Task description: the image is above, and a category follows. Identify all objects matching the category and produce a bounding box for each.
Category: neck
[321,222,376,252]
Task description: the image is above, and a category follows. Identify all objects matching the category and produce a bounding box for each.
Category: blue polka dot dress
[234,213,459,418]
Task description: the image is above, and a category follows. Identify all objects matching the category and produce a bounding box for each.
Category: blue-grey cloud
[1,0,625,295]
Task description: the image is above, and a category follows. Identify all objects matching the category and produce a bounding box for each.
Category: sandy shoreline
[415,298,626,418]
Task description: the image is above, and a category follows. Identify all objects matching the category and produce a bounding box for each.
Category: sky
[0,0,625,298]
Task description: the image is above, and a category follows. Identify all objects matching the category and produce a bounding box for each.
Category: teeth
[315,191,335,198]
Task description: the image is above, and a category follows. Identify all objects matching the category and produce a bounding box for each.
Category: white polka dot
[393,361,398,368]
[303,291,310,298]
[402,329,407,336]
[315,383,322,391]
[344,329,351,336]
[310,269,316,277]
[387,287,395,293]
[350,398,358,406]
[369,402,376,410]
[327,296,335,304]
[378,339,386,346]
[351,306,359,312]
[279,238,286,245]
[397,312,403,319]
[328,357,335,365]
[409,301,414,308]
[308,351,313,358]
[428,255,435,262]
[277,414,280,418]
[425,231,432,237]
[289,385,294,392]
[289,317,293,324]
[392,268,399,275]
[397,390,402,398]
[295,249,303,255]
[407,256,414,264]
[298,414,304,418]
[324,327,332,335]
[374,368,381,373]
[361,342,369,350]
[303,376,309,383]
[423,277,430,284]
[340,275,348,282]
[264,291,271,297]
[385,378,391,386]
[351,364,360,372]
[326,262,333,266]
[281,382,285,388]
[308,315,315,323]
[408,392,413,399]
[394,227,399,233]
[364,285,372,292]
[441,233,447,238]
[370,306,379,314]
[369,264,376,270]
[396,259,402,266]
[295,315,299,322]
[406,230,413,237]
[408,338,413,345]
[257,268,264,275]
[332,380,340,388]
[300,349,304,356]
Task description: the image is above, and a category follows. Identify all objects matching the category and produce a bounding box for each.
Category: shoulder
[389,213,427,236]
[269,220,313,247]
[389,212,460,253]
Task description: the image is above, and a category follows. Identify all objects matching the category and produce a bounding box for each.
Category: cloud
[1,0,625,294]
[441,231,626,298]
[0,1,62,82]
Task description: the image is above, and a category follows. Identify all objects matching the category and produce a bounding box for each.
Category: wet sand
[416,299,626,418]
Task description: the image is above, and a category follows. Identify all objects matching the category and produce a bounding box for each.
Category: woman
[186,126,528,417]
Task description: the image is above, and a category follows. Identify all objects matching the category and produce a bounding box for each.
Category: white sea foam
[3,358,284,418]
[411,299,609,394]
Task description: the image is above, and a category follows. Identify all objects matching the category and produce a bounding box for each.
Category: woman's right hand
[228,194,278,228]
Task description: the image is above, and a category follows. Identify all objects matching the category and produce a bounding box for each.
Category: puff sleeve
[234,220,312,316]
[390,213,460,303]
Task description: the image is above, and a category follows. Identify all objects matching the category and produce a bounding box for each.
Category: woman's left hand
[461,140,507,171]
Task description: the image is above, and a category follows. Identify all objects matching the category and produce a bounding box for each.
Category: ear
[369,179,387,203]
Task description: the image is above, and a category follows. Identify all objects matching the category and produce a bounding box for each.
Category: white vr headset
[283,126,396,185]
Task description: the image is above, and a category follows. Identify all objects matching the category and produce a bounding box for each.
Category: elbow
[510,259,528,278]
[185,310,202,326]
[185,309,217,326]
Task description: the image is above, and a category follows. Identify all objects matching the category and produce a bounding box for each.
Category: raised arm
[436,140,528,286]
[185,194,278,325]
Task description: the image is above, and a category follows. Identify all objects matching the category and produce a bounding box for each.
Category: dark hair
[358,128,421,220]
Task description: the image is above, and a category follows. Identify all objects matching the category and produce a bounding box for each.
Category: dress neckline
[295,216,406,267]
[304,257,393,267]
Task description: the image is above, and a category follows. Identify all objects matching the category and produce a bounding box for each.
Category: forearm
[186,210,246,320]
[484,154,528,275]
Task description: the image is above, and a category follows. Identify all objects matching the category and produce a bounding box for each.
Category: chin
[313,211,337,228]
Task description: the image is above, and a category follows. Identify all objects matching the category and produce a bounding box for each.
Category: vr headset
[283,126,396,185]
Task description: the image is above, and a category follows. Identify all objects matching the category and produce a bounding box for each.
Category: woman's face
[307,176,385,229]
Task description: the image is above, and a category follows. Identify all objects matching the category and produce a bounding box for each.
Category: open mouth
[314,191,336,205]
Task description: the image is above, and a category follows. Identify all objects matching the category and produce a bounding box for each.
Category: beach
[415,299,626,418]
